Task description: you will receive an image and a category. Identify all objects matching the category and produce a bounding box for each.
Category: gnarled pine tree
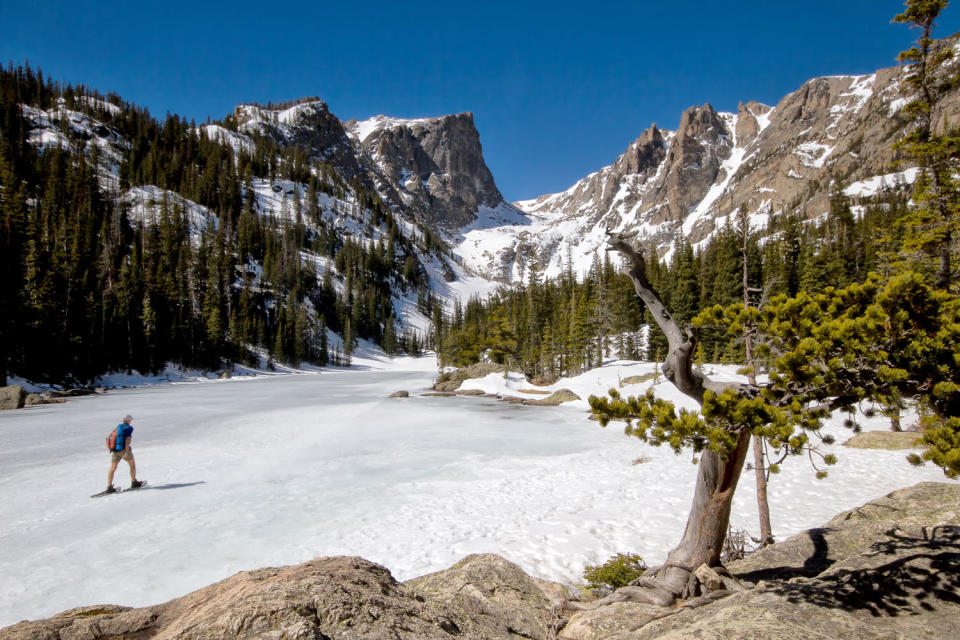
[590,232,960,603]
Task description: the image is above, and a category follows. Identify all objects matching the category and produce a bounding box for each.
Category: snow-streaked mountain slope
[459,54,959,283]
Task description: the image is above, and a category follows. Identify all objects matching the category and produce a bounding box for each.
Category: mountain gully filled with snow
[0,355,954,627]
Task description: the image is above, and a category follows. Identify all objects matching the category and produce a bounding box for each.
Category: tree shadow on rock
[734,527,835,583]
[766,526,960,617]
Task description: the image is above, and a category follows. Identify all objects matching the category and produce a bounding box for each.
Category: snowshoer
[106,414,143,494]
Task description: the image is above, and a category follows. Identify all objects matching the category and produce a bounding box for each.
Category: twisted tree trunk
[608,232,753,598]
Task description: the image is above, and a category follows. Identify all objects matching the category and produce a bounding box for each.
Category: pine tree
[893,0,958,292]
[594,232,960,600]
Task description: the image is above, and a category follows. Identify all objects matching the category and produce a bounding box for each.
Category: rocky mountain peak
[613,124,667,176]
[234,99,362,178]
[652,103,734,224]
[735,100,771,146]
[350,112,509,231]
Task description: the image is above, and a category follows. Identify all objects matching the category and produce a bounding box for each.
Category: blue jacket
[115,423,134,450]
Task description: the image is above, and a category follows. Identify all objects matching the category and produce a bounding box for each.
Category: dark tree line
[0,64,428,386]
[436,184,924,378]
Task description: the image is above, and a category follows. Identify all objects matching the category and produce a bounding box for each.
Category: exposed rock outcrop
[235,101,363,180]
[1,555,567,640]
[524,389,581,406]
[407,554,564,639]
[350,113,518,231]
[433,362,507,392]
[0,385,26,410]
[563,482,960,640]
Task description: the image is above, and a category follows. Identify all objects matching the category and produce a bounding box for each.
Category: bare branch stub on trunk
[605,231,742,402]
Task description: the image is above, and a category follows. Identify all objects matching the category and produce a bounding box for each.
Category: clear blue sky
[4,1,959,201]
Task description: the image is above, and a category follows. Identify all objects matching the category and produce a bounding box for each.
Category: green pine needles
[591,272,960,479]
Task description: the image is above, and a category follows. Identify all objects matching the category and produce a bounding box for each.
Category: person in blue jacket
[106,414,143,493]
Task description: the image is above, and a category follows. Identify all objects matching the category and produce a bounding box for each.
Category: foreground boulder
[1,555,565,640]
[0,385,26,410]
[407,554,565,639]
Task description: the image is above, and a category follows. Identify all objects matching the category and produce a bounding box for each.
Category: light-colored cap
[123,414,133,422]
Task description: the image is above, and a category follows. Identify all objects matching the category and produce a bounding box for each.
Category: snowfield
[0,356,955,628]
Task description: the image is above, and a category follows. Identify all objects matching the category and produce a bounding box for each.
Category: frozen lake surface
[0,358,954,627]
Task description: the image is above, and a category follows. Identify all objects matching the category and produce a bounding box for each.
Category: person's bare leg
[107,459,119,487]
[128,455,137,483]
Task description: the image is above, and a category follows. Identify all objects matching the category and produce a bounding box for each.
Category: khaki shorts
[111,448,133,463]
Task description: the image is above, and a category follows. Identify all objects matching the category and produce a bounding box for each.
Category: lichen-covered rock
[545,388,580,404]
[560,602,662,640]
[729,482,960,582]
[0,385,26,410]
[843,430,922,450]
[2,555,566,640]
[406,553,563,640]
[2,557,467,639]
[594,483,960,640]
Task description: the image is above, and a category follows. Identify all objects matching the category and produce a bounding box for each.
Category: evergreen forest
[0,67,438,386]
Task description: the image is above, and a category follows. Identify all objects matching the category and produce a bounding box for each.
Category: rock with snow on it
[433,362,507,392]
[389,390,410,398]
[560,602,663,640]
[0,385,26,410]
[349,113,512,232]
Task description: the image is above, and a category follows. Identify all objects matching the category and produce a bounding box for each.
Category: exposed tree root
[564,563,748,616]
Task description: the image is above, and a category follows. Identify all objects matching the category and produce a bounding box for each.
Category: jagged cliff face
[234,101,363,179]
[230,102,518,234]
[348,113,517,230]
[475,53,960,282]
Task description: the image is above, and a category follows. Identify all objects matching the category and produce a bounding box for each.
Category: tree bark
[659,431,752,596]
[607,232,754,596]
[890,410,902,432]
[742,216,774,547]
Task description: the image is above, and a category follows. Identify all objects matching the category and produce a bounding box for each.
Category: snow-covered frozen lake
[0,357,954,628]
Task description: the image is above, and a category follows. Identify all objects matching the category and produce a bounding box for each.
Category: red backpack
[106,427,118,451]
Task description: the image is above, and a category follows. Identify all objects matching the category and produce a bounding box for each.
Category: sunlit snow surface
[0,358,955,627]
